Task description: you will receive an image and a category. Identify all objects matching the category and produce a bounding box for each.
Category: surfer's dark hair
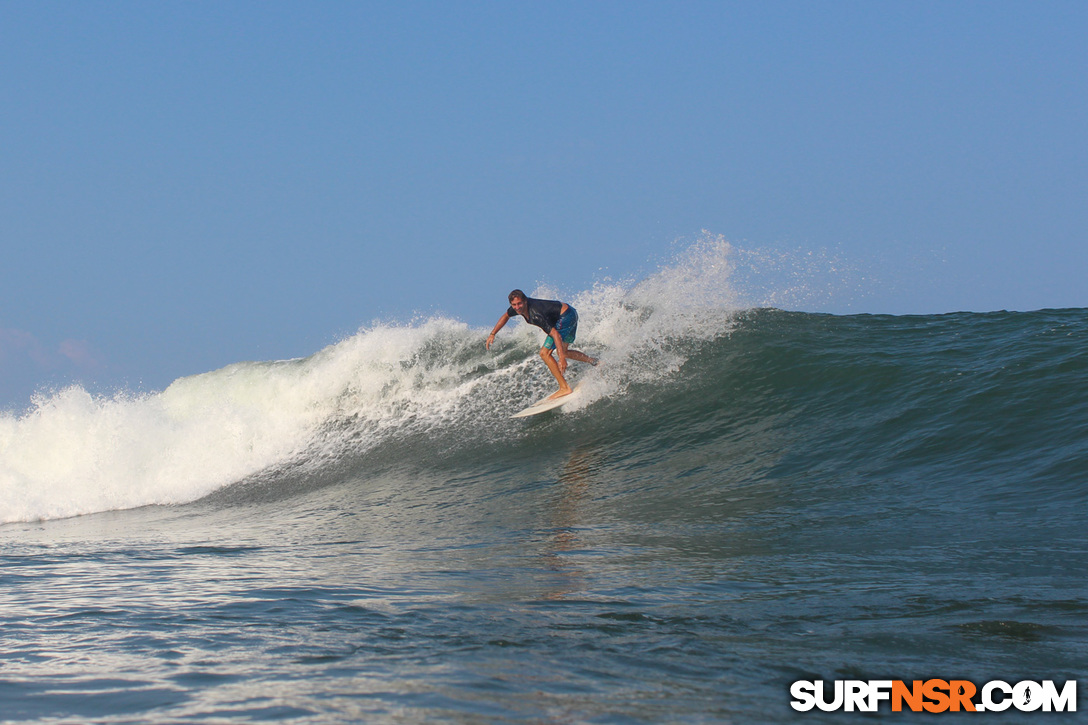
[508,289,527,303]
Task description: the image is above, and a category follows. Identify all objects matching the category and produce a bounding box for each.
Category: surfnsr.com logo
[790,679,1077,713]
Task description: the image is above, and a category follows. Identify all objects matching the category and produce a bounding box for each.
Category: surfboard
[511,383,584,419]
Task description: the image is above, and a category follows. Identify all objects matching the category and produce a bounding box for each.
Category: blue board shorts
[543,307,578,350]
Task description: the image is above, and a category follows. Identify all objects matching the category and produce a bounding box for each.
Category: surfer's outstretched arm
[486,312,512,350]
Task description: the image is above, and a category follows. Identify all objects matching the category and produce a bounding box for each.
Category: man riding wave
[486,289,598,399]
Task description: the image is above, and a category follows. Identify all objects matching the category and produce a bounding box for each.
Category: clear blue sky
[1,1,1084,407]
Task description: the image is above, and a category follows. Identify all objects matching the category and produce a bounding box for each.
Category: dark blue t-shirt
[507,297,564,332]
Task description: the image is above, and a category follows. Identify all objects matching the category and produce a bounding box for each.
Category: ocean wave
[3,237,1085,525]
[0,238,750,523]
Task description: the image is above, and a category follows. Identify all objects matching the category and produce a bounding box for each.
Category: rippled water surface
[3,308,1087,722]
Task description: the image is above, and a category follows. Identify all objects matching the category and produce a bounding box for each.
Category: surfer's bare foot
[548,388,573,400]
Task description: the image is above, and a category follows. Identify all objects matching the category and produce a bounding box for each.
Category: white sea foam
[0,236,848,523]
[0,318,487,523]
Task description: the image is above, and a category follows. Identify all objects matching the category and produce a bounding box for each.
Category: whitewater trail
[1,236,779,524]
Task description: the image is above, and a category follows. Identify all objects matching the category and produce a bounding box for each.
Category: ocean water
[1,245,1086,723]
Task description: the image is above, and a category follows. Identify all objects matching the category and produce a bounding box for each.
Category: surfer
[486,289,598,399]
